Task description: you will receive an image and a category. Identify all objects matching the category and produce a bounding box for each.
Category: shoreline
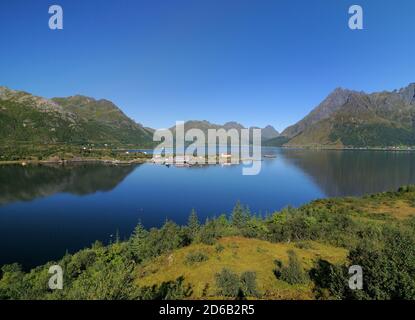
[2,145,415,166]
[0,157,151,166]
[280,145,415,152]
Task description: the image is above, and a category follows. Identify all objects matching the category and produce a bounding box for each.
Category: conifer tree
[130,221,148,262]
[187,209,200,241]
[231,201,246,228]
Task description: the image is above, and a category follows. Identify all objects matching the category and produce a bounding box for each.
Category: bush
[346,227,415,299]
[0,264,25,300]
[198,219,220,245]
[129,220,188,261]
[66,260,138,300]
[185,251,209,265]
[275,250,308,285]
[240,271,259,298]
[309,259,348,300]
[215,243,225,253]
[215,268,260,298]
[294,241,313,250]
[398,185,415,193]
[215,268,241,297]
[67,249,97,278]
[138,276,193,300]
[310,227,415,300]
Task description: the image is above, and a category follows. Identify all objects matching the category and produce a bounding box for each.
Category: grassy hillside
[329,123,415,147]
[1,186,415,300]
[0,88,155,160]
[52,96,154,144]
[137,237,347,299]
[0,100,81,145]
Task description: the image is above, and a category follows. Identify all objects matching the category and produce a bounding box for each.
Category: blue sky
[1,0,414,131]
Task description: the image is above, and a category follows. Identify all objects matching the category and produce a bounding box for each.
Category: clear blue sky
[1,0,414,131]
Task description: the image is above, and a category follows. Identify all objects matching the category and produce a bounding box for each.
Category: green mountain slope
[0,87,154,147]
[262,136,290,147]
[282,83,415,147]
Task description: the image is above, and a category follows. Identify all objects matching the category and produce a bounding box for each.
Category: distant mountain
[281,83,415,147]
[260,125,280,140]
[52,95,154,145]
[0,86,282,149]
[170,120,279,142]
[0,87,154,147]
[224,121,246,131]
[282,88,357,139]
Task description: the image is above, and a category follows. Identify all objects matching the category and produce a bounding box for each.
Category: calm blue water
[1,148,415,268]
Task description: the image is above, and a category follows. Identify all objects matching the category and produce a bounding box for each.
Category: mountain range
[1,83,415,149]
[169,120,280,142]
[280,83,415,147]
[0,86,279,147]
[0,87,153,147]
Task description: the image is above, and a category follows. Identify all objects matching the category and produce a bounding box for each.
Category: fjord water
[1,148,415,268]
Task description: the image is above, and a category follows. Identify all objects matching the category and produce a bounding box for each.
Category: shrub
[294,241,313,250]
[275,250,308,285]
[240,271,259,298]
[215,268,260,298]
[67,249,97,278]
[66,260,138,300]
[215,268,242,297]
[0,264,25,300]
[310,227,415,300]
[215,243,225,253]
[309,259,348,300]
[138,276,193,300]
[198,219,219,245]
[398,185,415,193]
[185,251,209,265]
[347,227,415,300]
[129,220,188,261]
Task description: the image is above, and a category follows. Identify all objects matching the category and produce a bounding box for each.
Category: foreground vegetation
[1,186,415,300]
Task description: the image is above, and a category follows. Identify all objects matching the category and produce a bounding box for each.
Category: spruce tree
[130,221,148,262]
[188,209,200,241]
[231,201,245,228]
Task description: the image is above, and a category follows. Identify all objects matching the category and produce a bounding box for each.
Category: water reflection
[278,149,415,196]
[1,150,415,207]
[0,164,137,205]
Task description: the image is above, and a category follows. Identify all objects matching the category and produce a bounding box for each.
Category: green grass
[136,237,348,299]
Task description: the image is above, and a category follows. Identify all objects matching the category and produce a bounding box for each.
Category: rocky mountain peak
[0,86,67,114]
[398,83,415,104]
[223,121,245,130]
[261,125,280,139]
